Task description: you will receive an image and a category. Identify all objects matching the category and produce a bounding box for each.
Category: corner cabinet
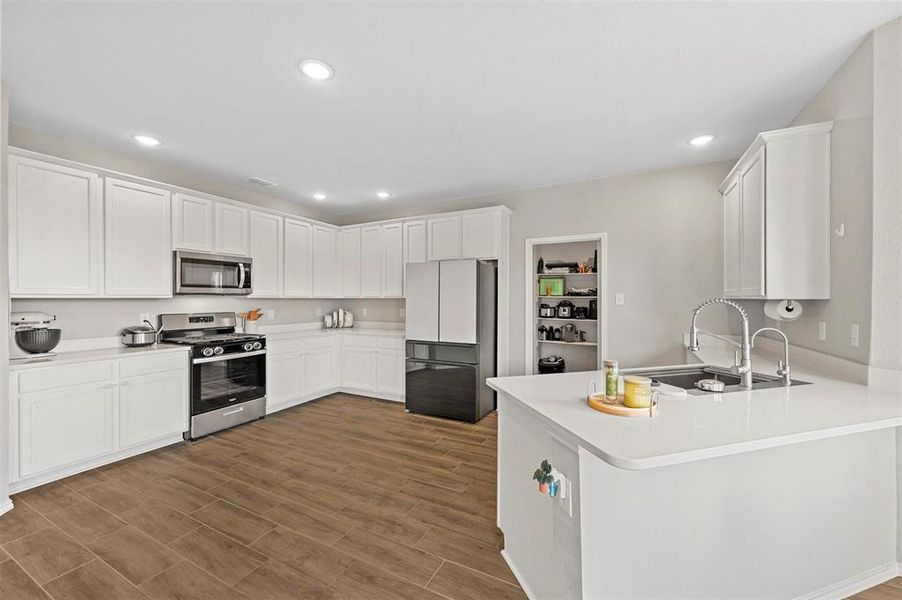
[9,156,103,297]
[720,122,832,300]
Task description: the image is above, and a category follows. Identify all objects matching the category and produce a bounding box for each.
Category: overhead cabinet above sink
[720,121,833,300]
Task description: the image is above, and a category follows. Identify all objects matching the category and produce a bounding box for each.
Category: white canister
[245,320,259,334]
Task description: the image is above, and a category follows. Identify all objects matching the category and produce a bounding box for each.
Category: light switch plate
[316,308,323,317]
[400,308,406,318]
[139,312,151,325]
[362,307,368,317]
[818,321,827,341]
[851,323,860,348]
[266,309,275,320]
[615,293,625,306]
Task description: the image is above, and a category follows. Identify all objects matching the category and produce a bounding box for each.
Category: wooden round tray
[587,393,656,418]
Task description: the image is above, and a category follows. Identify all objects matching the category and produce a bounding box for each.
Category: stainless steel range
[159,312,266,440]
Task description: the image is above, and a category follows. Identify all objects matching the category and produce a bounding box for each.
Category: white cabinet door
[375,346,405,397]
[439,260,477,344]
[214,203,250,256]
[722,177,742,296]
[18,382,115,478]
[267,351,304,408]
[427,215,462,261]
[284,219,313,297]
[382,223,404,297]
[341,344,376,389]
[313,226,339,297]
[9,156,102,296]
[250,212,284,297]
[739,147,765,297]
[404,220,427,264]
[104,178,172,297]
[361,226,383,297]
[173,193,213,251]
[461,212,498,259]
[119,370,188,448]
[305,337,338,396]
[340,227,362,297]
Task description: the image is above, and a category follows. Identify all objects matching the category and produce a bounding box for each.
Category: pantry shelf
[537,340,597,347]
[537,317,597,322]
[537,295,597,300]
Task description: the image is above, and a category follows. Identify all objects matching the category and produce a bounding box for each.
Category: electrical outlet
[851,324,860,348]
[139,312,151,325]
[399,308,406,318]
[266,309,275,320]
[316,308,323,317]
[818,321,827,341]
[362,307,368,317]
[615,293,625,306]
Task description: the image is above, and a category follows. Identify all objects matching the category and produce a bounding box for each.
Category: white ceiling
[3,1,900,216]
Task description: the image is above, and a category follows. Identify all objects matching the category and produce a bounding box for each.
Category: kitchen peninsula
[488,349,902,599]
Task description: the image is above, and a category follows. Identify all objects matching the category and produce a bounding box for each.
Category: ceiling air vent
[244,177,277,188]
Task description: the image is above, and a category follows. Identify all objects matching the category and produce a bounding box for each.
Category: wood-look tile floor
[0,393,526,600]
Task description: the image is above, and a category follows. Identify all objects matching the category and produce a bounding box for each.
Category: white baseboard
[0,498,14,517]
[500,549,539,600]
[793,562,899,600]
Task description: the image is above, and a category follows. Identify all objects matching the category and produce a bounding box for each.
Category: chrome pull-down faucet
[687,298,753,388]
[751,327,792,386]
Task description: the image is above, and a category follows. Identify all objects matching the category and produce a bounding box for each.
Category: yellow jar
[622,375,653,408]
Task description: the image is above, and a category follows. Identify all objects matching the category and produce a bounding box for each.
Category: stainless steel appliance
[174,251,253,295]
[160,312,266,439]
[404,259,496,422]
[121,320,162,347]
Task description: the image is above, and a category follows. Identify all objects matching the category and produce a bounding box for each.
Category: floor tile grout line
[424,559,446,589]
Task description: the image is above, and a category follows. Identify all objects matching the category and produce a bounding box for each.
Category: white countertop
[9,343,189,371]
[487,338,902,470]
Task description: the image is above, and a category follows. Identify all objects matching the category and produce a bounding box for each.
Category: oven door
[175,251,253,295]
[191,350,266,415]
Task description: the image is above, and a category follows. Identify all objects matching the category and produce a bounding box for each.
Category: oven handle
[193,349,266,364]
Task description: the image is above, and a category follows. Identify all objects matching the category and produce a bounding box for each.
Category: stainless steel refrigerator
[405,259,497,422]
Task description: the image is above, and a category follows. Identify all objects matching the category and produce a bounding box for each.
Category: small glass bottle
[603,359,619,401]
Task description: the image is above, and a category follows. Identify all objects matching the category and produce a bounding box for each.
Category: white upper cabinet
[284,218,313,297]
[339,227,361,297]
[428,215,462,261]
[312,225,339,297]
[382,223,404,297]
[10,156,103,297]
[461,212,498,259]
[104,178,171,297]
[720,122,832,300]
[249,211,283,297]
[172,193,213,251]
[404,219,427,264]
[361,225,383,297]
[214,203,249,256]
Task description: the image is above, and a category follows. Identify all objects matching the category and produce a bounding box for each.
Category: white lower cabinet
[341,340,378,390]
[341,335,405,400]
[375,344,405,397]
[304,337,339,396]
[118,369,189,449]
[266,350,305,409]
[10,351,189,491]
[265,336,340,412]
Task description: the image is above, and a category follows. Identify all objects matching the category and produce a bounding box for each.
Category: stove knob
[213,346,224,355]
[202,347,214,357]
[243,342,254,352]
[253,341,263,350]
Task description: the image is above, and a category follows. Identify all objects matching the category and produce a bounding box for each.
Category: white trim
[500,549,538,600]
[792,562,898,600]
[0,499,13,517]
[524,233,608,375]
[9,432,183,494]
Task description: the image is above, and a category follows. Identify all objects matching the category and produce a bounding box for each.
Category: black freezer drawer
[405,359,480,422]
[406,341,479,364]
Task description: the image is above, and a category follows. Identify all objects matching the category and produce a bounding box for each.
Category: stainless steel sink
[622,365,811,395]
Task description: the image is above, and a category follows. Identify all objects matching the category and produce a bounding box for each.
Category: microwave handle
[238,263,246,289]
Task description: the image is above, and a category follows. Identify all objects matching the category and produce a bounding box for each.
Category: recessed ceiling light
[376,191,391,200]
[298,59,334,81]
[131,134,161,147]
[688,134,715,147]
[312,192,327,201]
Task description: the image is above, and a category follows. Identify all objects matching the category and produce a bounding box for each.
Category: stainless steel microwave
[174,251,253,295]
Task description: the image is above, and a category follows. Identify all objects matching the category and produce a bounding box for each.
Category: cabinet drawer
[342,335,378,349]
[377,336,405,351]
[305,336,335,351]
[18,362,115,394]
[120,352,187,378]
[267,339,306,356]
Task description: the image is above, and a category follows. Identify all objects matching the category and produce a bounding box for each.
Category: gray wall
[11,297,404,344]
[343,161,736,372]
[9,124,334,223]
[749,33,875,365]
